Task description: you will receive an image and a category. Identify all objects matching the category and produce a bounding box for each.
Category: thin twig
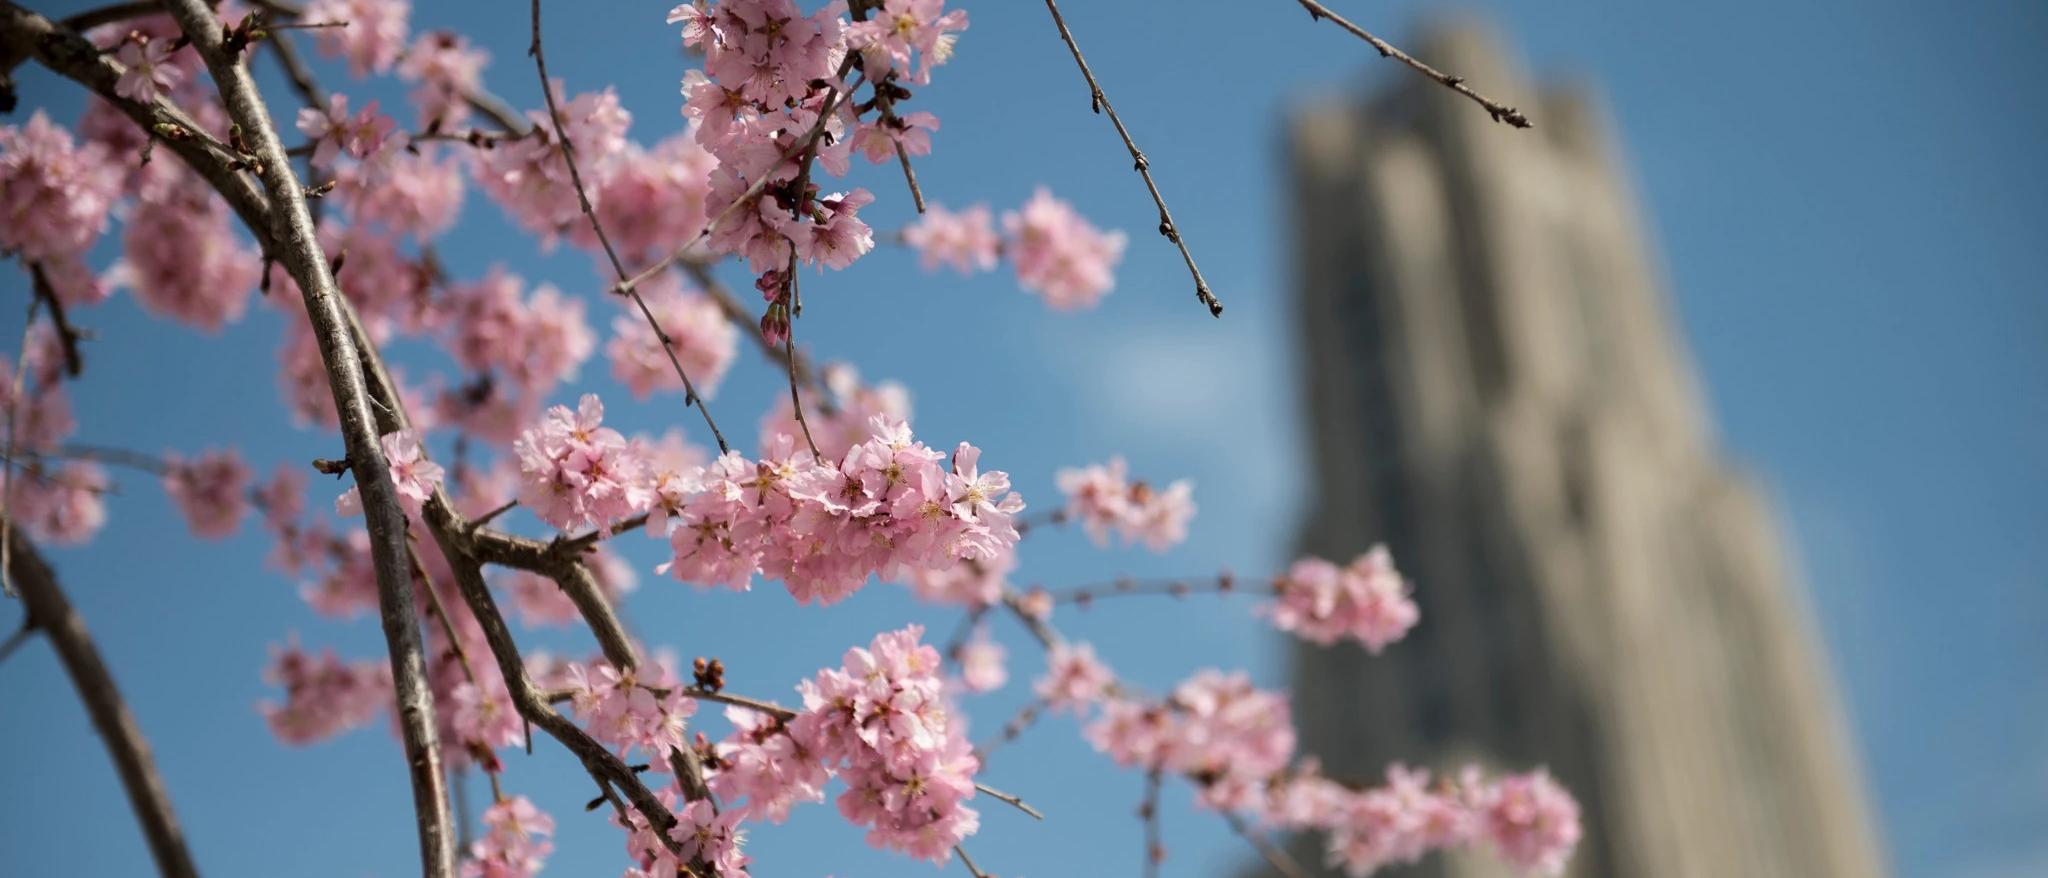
[1141,766,1165,878]
[1290,0,1530,128]
[0,617,31,665]
[1038,0,1222,318]
[780,256,821,458]
[975,781,1044,821]
[1047,573,1254,607]
[527,0,728,454]
[5,526,201,878]
[954,844,992,878]
[28,263,84,377]
[974,697,1046,761]
[1223,809,1311,878]
[684,260,835,414]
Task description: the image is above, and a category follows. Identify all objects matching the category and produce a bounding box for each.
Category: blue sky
[2,1,2044,877]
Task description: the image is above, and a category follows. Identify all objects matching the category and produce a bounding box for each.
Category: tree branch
[1038,0,1222,318]
[5,526,201,878]
[1289,0,1530,128]
[154,3,456,875]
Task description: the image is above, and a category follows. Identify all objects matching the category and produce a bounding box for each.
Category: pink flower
[1002,187,1126,310]
[903,202,999,274]
[113,170,261,333]
[1034,642,1113,712]
[4,461,109,545]
[1055,457,1196,551]
[398,31,489,128]
[462,795,554,878]
[607,280,737,401]
[511,394,652,531]
[845,0,968,85]
[1477,769,1582,877]
[955,628,1007,693]
[0,111,123,264]
[113,36,182,104]
[442,268,595,394]
[163,449,251,539]
[302,0,409,76]
[1266,547,1419,653]
[260,642,392,745]
[712,705,830,823]
[670,799,751,877]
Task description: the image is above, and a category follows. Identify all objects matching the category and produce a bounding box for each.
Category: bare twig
[684,260,835,413]
[1141,766,1165,878]
[28,263,84,377]
[1224,809,1311,878]
[1290,0,1530,128]
[5,526,201,878]
[974,697,1046,761]
[0,617,30,665]
[1038,0,1222,318]
[157,3,456,875]
[975,781,1045,821]
[527,0,728,454]
[1047,572,1253,607]
[954,844,992,878]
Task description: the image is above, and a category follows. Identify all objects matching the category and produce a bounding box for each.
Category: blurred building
[1280,21,1886,878]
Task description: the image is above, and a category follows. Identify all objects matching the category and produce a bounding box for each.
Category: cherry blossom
[1035,641,1114,712]
[0,111,122,265]
[462,796,555,878]
[1055,457,1196,551]
[607,280,737,401]
[1266,547,1419,653]
[261,643,393,745]
[303,0,411,77]
[903,202,999,274]
[512,394,651,531]
[163,449,251,539]
[1003,187,1127,310]
[113,36,182,104]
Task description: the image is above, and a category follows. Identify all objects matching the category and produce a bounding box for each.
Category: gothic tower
[1281,21,1885,878]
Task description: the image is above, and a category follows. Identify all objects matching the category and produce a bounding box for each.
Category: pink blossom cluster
[954,627,1007,693]
[302,0,412,77]
[444,268,596,396]
[606,275,737,401]
[0,341,106,545]
[511,394,649,531]
[162,448,252,539]
[1266,547,1420,653]
[611,787,752,878]
[845,0,968,85]
[260,643,394,745]
[582,133,720,265]
[1002,187,1127,310]
[0,112,121,283]
[1055,457,1196,551]
[557,658,697,761]
[901,202,999,274]
[1267,763,1581,877]
[659,416,1023,606]
[475,81,632,241]
[904,542,1010,607]
[462,796,555,878]
[710,704,831,823]
[790,625,981,861]
[1035,641,1115,712]
[1086,670,1297,812]
[398,31,490,128]
[115,166,262,332]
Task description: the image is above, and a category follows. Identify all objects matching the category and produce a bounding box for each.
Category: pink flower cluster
[1056,457,1196,551]
[398,31,489,128]
[792,625,980,861]
[660,416,1023,606]
[1003,187,1126,310]
[335,430,444,519]
[511,395,648,531]
[612,787,752,878]
[846,0,968,84]
[462,795,555,878]
[302,0,411,77]
[0,112,121,279]
[260,643,393,745]
[0,344,106,546]
[444,268,596,397]
[1269,763,1582,877]
[758,362,911,462]
[115,166,262,333]
[474,81,632,241]
[557,658,698,761]
[1035,641,1115,712]
[901,202,999,274]
[163,448,252,539]
[1266,547,1419,653]
[606,276,737,401]
[1087,670,1296,811]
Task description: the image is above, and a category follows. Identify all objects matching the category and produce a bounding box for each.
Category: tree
[0,1,1578,876]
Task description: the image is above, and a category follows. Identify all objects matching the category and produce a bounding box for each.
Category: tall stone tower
[1281,21,1885,878]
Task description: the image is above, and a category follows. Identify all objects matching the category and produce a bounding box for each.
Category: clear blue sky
[2,2,2044,877]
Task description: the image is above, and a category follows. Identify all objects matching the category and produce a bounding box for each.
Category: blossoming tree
[0,1,1579,877]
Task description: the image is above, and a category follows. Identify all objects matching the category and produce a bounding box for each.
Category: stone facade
[1279,22,1885,878]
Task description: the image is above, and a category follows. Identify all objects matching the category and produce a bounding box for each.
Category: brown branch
[1290,0,1530,128]
[25,263,84,377]
[975,781,1045,821]
[973,696,1046,761]
[954,844,992,878]
[1141,766,1164,878]
[1038,0,1222,318]
[527,0,728,455]
[1,291,38,599]
[1046,572,1255,608]
[156,4,456,876]
[6,526,201,878]
[57,1,156,32]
